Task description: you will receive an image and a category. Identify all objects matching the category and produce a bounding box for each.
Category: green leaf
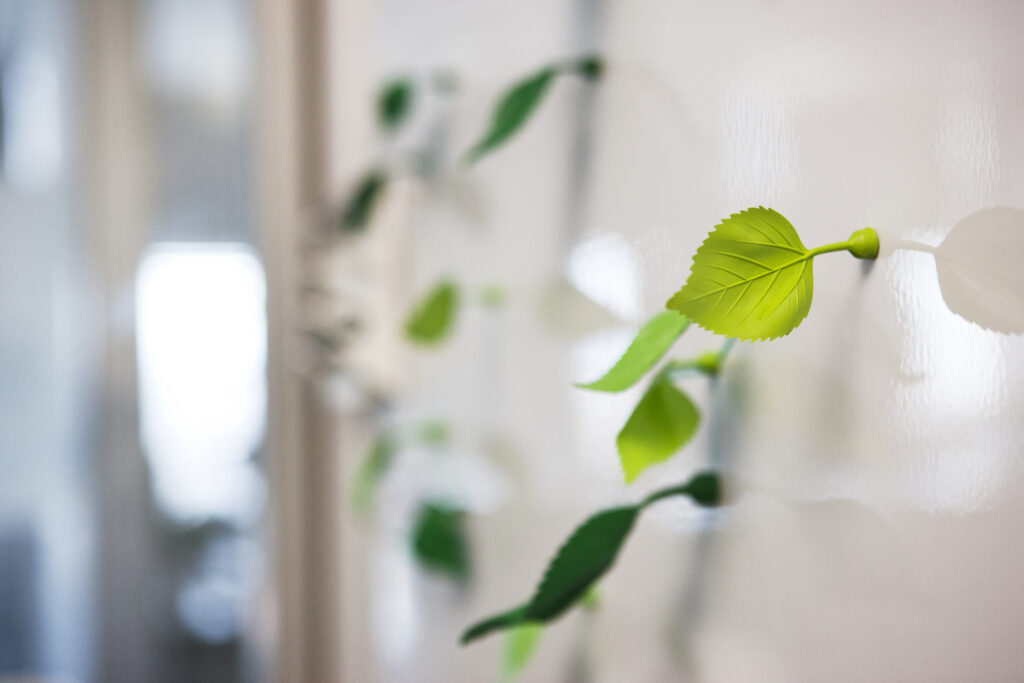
[502,624,543,681]
[351,432,398,514]
[460,471,720,645]
[377,78,414,131]
[666,206,815,341]
[576,311,690,392]
[465,68,556,163]
[417,420,451,446]
[412,501,471,584]
[462,605,529,645]
[526,506,640,620]
[617,374,700,483]
[405,280,459,345]
[341,171,388,232]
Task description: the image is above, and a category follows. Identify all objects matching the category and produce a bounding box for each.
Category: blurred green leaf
[461,471,722,645]
[412,501,471,584]
[405,280,459,345]
[502,624,543,681]
[465,68,556,163]
[617,374,700,483]
[576,311,690,392]
[462,605,529,644]
[377,78,414,131]
[351,432,398,514]
[341,171,388,233]
[480,284,507,309]
[579,585,601,611]
[418,420,451,446]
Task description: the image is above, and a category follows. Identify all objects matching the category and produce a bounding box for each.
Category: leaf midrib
[684,250,813,303]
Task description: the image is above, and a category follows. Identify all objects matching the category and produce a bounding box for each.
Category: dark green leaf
[377,78,414,130]
[576,311,690,392]
[465,68,556,163]
[341,171,388,232]
[405,280,459,345]
[526,506,640,620]
[462,605,529,644]
[460,507,638,643]
[617,375,700,483]
[412,501,470,584]
[351,432,398,514]
[460,472,721,645]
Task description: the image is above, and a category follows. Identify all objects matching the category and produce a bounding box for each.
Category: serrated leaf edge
[666,206,815,341]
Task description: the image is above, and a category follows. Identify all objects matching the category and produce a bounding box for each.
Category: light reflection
[567,231,642,323]
[136,243,267,524]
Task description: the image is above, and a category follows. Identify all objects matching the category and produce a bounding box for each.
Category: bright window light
[136,243,267,524]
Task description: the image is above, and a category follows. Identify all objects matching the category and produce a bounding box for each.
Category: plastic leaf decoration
[502,624,543,681]
[465,67,556,163]
[405,279,459,345]
[616,374,700,483]
[412,501,470,584]
[576,311,690,392]
[460,471,722,644]
[927,207,1024,334]
[377,78,413,131]
[351,432,398,514]
[340,171,388,233]
[666,207,879,341]
[465,55,605,164]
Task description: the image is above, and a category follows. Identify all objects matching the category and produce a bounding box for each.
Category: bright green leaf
[412,501,470,584]
[480,284,507,308]
[351,432,398,514]
[502,624,543,681]
[666,206,815,341]
[576,311,690,392]
[460,471,721,645]
[465,68,556,163]
[617,375,700,483]
[341,171,388,232]
[377,78,414,131]
[405,280,459,345]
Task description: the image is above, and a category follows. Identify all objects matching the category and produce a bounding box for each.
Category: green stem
[809,240,853,257]
[642,482,692,507]
[809,227,879,260]
[717,338,737,363]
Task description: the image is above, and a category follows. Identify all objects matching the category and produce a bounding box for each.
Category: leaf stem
[717,338,737,363]
[642,482,693,507]
[809,228,879,260]
[809,240,855,257]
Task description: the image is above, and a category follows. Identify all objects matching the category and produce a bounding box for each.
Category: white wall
[324,1,1024,681]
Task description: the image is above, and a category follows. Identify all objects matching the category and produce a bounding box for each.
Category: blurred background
[3,0,1024,682]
